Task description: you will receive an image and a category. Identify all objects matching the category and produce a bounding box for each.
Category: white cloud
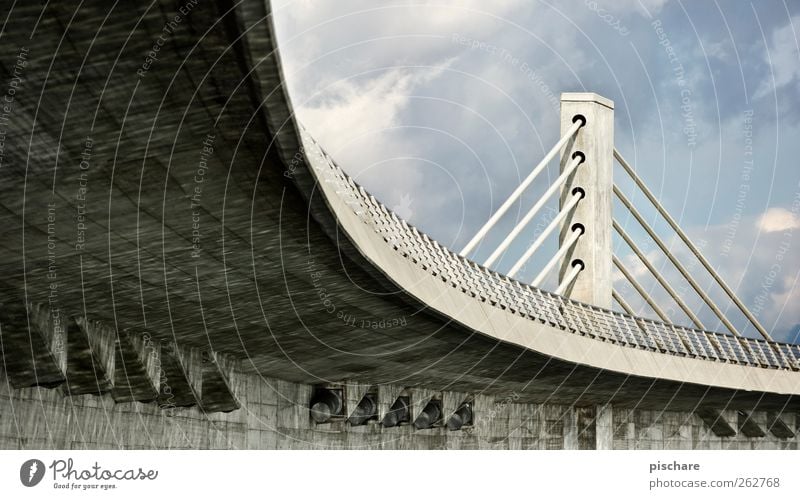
[756,207,800,233]
[754,16,800,99]
[297,67,439,152]
[697,38,731,63]
[294,64,452,226]
[294,62,453,183]
[672,216,800,339]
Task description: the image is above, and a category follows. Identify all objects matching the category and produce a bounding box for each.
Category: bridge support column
[559,93,614,308]
[596,404,614,449]
[563,407,579,449]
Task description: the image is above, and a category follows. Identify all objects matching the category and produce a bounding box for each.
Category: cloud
[296,64,451,154]
[610,210,800,340]
[612,249,663,284]
[293,64,455,226]
[754,16,800,100]
[756,207,800,233]
[697,38,731,63]
[673,214,800,339]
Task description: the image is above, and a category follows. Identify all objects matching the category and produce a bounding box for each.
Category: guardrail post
[559,93,614,308]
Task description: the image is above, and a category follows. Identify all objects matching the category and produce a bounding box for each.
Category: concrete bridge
[0,0,798,449]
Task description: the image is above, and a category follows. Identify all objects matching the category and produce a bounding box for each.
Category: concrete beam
[595,404,613,450]
[158,342,202,409]
[410,387,438,422]
[0,302,66,388]
[442,391,466,422]
[65,317,116,395]
[563,407,579,449]
[696,408,736,437]
[766,412,794,439]
[347,391,378,426]
[737,411,766,438]
[377,384,405,421]
[111,330,161,403]
[200,351,241,413]
[344,381,373,420]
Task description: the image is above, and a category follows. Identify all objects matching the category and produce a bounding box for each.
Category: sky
[272,0,800,342]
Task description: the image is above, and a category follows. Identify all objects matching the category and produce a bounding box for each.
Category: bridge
[0,0,798,450]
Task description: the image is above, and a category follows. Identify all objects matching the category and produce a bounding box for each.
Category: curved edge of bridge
[247,5,800,399]
[296,135,800,398]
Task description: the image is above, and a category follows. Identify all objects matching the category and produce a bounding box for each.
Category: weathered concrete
[766,412,795,439]
[559,93,614,308]
[112,329,161,403]
[612,407,797,450]
[2,368,798,450]
[65,317,116,396]
[596,404,614,450]
[200,352,241,413]
[695,408,737,437]
[0,302,66,388]
[158,342,203,409]
[738,411,766,438]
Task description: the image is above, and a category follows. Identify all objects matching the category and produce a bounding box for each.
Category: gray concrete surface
[2,368,796,450]
[559,93,614,308]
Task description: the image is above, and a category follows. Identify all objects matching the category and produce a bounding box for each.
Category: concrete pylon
[559,93,614,308]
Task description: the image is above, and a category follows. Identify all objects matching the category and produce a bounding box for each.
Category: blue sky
[273,0,800,342]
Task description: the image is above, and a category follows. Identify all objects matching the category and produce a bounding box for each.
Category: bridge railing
[299,126,800,372]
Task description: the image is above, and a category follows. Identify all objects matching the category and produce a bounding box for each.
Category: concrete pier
[559,93,615,308]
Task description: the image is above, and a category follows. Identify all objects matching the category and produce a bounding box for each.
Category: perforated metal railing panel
[300,127,799,372]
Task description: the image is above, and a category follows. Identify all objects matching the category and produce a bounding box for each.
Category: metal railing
[299,127,800,372]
